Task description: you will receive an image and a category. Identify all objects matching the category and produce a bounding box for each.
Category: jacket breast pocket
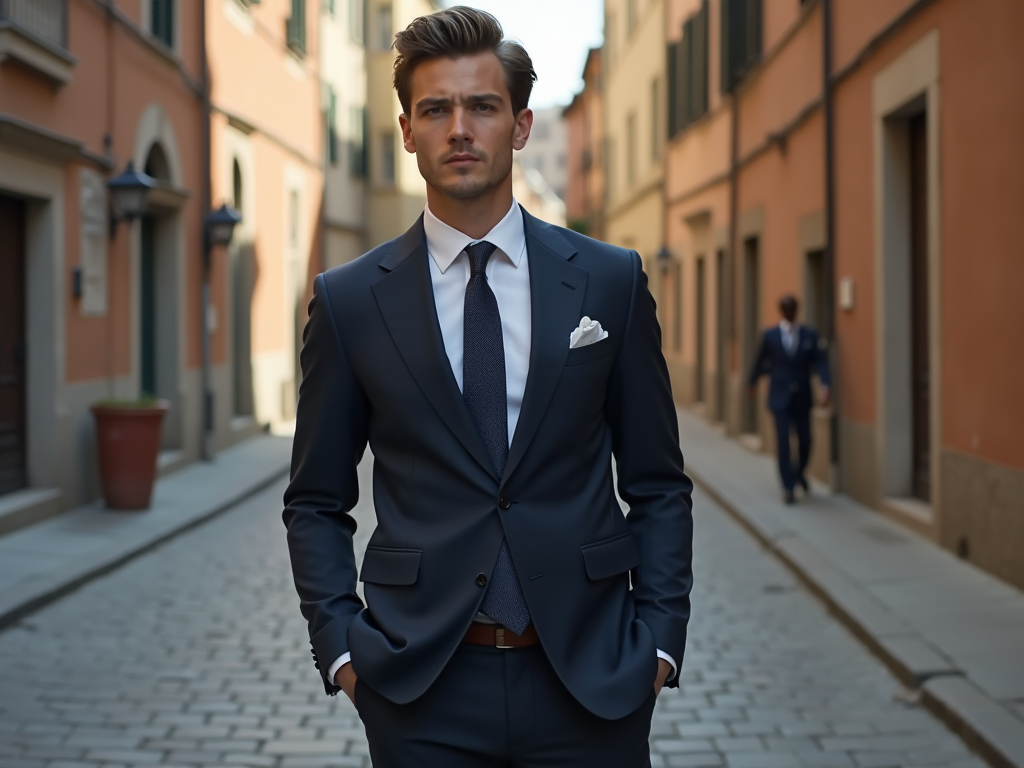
[580,532,641,581]
[565,340,614,367]
[360,547,422,585]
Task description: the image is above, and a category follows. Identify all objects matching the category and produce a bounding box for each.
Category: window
[327,0,335,16]
[287,0,306,55]
[626,112,636,186]
[348,0,364,42]
[327,87,339,165]
[151,0,174,48]
[720,0,762,93]
[348,106,366,177]
[668,0,709,138]
[376,4,392,50]
[379,132,395,185]
[651,77,661,160]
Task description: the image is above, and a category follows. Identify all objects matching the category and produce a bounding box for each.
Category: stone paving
[0,467,988,768]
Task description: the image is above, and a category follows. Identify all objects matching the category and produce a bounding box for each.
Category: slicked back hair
[393,6,537,116]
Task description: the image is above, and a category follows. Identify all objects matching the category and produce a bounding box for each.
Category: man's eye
[474,104,493,112]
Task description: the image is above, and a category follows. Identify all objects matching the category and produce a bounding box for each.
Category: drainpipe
[822,0,839,488]
[200,2,214,461]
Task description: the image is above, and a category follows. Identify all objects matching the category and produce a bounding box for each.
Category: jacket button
[498,497,511,510]
[476,573,487,587]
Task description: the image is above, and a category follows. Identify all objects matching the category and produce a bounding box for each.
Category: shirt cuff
[656,649,677,682]
[327,652,351,686]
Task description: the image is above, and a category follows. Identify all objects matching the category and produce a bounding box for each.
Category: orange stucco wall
[0,0,206,384]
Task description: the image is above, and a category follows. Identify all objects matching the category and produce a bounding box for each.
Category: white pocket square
[569,316,609,349]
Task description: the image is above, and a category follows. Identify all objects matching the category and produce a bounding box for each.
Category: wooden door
[909,113,931,502]
[0,194,27,494]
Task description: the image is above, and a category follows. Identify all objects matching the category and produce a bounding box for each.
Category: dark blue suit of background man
[282,7,693,767]
[748,295,831,504]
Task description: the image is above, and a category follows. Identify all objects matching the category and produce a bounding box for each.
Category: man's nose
[448,107,472,142]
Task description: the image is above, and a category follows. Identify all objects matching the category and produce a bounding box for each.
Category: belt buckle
[494,627,513,649]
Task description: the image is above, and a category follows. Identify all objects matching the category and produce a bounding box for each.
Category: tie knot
[466,240,498,277]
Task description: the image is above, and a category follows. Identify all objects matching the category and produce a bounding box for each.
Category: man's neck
[425,183,514,240]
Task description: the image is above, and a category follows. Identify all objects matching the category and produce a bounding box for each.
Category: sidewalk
[677,409,1024,768]
[0,434,292,630]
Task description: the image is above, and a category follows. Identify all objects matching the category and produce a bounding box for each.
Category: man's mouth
[445,153,481,166]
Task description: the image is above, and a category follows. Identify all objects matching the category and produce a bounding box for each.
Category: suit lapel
[371,216,497,481]
[501,209,585,488]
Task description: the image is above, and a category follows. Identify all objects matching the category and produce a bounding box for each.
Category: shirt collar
[423,198,525,274]
[779,320,797,333]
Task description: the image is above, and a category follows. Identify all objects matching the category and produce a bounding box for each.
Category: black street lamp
[107,161,156,238]
[203,203,242,250]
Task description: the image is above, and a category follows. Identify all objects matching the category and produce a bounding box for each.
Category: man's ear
[512,107,533,152]
[399,113,416,154]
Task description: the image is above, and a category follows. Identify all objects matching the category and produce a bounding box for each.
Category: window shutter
[693,0,708,118]
[328,88,338,165]
[680,18,693,127]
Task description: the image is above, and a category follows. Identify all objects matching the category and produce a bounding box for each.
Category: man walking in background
[283,7,693,767]
[748,294,831,504]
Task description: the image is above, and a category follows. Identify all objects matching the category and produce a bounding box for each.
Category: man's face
[399,52,532,201]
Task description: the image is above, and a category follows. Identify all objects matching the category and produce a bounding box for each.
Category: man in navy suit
[282,7,693,766]
[748,294,831,504]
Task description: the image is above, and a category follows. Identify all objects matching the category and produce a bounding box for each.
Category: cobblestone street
[0,460,987,768]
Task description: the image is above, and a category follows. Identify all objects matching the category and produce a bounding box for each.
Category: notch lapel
[501,209,585,488]
[371,217,497,481]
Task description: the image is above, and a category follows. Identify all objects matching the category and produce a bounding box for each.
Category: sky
[441,0,605,110]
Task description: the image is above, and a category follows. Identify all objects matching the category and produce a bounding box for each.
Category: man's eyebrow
[415,93,505,109]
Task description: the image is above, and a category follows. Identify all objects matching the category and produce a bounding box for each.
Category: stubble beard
[419,139,514,202]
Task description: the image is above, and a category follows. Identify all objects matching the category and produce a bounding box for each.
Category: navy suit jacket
[748,325,831,412]
[283,208,694,720]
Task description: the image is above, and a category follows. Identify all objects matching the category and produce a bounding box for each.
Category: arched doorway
[138,142,183,450]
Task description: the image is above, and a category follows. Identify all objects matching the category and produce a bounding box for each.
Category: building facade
[0,0,207,529]
[515,105,567,202]
[602,0,665,276]
[321,0,367,270]
[661,0,1024,589]
[563,47,605,239]
[365,0,438,248]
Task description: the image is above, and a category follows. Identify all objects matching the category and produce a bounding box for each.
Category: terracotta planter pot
[91,401,169,510]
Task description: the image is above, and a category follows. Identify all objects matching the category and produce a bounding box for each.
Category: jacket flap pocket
[565,339,613,367]
[360,547,422,585]
[581,533,640,580]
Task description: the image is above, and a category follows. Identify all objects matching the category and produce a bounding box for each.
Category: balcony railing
[0,0,68,50]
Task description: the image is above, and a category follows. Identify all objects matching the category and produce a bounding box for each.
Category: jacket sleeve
[748,331,770,386]
[605,252,694,688]
[283,274,369,695]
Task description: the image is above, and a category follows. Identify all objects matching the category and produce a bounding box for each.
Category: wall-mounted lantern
[203,203,242,250]
[107,161,156,238]
[656,245,673,273]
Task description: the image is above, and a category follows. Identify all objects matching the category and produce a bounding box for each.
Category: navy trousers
[772,401,812,492]
[354,643,656,767]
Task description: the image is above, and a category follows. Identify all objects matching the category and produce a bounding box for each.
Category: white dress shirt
[328,199,675,686]
[779,320,798,355]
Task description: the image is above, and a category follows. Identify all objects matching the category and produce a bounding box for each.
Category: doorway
[715,249,726,422]
[230,159,254,419]
[695,256,706,404]
[0,194,27,495]
[908,112,930,502]
[741,236,761,435]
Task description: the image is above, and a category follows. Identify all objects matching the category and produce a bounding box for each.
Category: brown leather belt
[462,622,539,648]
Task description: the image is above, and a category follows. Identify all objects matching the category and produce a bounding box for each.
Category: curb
[0,464,290,633]
[688,466,1023,768]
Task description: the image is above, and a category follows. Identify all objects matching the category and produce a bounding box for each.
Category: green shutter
[151,0,174,48]
[328,88,338,165]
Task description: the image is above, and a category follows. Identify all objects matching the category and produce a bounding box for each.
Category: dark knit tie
[463,240,530,636]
